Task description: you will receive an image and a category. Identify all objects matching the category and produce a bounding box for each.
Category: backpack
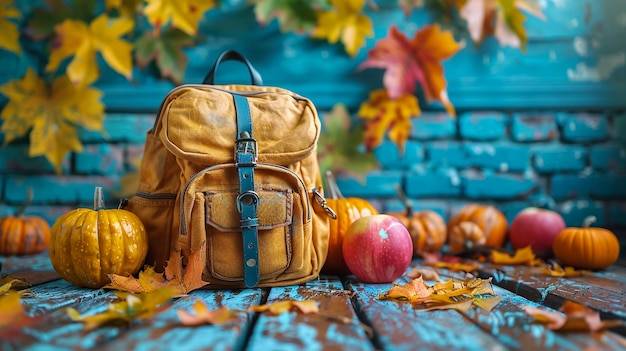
[125,50,335,288]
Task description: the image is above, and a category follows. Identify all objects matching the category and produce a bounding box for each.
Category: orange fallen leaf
[536,262,591,277]
[406,267,441,281]
[105,241,209,297]
[177,300,239,326]
[490,246,540,266]
[523,300,624,332]
[0,291,41,339]
[251,300,319,316]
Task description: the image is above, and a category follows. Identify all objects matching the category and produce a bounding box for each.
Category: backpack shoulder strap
[232,94,260,287]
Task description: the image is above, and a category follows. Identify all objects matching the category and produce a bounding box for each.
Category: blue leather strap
[233,94,260,288]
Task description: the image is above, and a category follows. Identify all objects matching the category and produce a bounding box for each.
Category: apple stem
[325,171,344,200]
[582,216,597,228]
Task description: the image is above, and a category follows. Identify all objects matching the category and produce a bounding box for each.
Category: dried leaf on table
[359,24,462,115]
[406,267,441,281]
[458,0,545,51]
[0,291,40,339]
[311,0,374,57]
[317,103,379,181]
[523,300,624,332]
[252,0,324,33]
[45,14,134,86]
[0,69,105,174]
[251,299,319,315]
[490,246,540,266]
[0,275,31,293]
[535,262,591,277]
[0,0,21,54]
[144,0,216,36]
[68,288,173,330]
[106,241,209,297]
[135,28,195,85]
[177,300,239,326]
[357,90,420,152]
[380,276,501,312]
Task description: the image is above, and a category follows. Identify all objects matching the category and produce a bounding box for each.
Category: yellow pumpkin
[447,204,508,248]
[0,188,50,256]
[552,216,620,270]
[49,187,148,288]
[322,171,378,275]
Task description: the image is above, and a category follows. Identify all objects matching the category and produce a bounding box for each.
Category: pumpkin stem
[582,216,597,228]
[394,184,413,217]
[94,187,106,210]
[16,187,33,217]
[325,171,344,200]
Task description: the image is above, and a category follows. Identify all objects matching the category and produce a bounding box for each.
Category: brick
[556,200,605,227]
[607,202,626,228]
[533,145,587,173]
[426,141,530,172]
[4,175,120,205]
[458,111,507,141]
[22,205,76,225]
[590,143,626,171]
[405,166,462,198]
[75,144,125,175]
[80,114,154,143]
[613,113,626,141]
[409,112,456,140]
[463,169,538,199]
[557,113,609,142]
[551,173,626,200]
[511,112,558,142]
[333,170,403,198]
[373,140,424,170]
[0,144,69,173]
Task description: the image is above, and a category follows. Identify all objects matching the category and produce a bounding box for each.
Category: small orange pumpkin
[447,221,486,253]
[0,188,51,256]
[322,171,378,275]
[447,204,508,248]
[388,186,447,256]
[49,187,148,288]
[552,216,620,270]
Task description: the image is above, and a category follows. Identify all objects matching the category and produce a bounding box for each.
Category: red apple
[342,214,413,283]
[509,207,566,257]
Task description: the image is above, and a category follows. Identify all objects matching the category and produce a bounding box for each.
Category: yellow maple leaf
[490,246,540,266]
[106,0,144,17]
[144,0,216,36]
[251,300,319,315]
[357,89,420,152]
[0,0,21,54]
[311,0,374,57]
[177,300,239,326]
[46,14,134,86]
[0,69,105,173]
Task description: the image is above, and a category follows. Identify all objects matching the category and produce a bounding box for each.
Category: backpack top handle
[202,50,264,86]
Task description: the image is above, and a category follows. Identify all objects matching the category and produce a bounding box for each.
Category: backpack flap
[157,86,320,168]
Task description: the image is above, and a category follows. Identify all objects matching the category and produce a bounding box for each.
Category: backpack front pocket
[180,164,310,286]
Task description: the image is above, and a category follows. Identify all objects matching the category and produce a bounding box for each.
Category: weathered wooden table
[2,252,626,351]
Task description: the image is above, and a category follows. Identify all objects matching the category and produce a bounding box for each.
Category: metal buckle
[234,131,258,163]
[236,190,259,213]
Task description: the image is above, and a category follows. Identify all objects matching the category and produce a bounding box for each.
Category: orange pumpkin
[447,204,508,248]
[388,186,447,255]
[553,216,620,270]
[49,187,148,288]
[0,188,51,256]
[448,221,486,253]
[322,171,378,275]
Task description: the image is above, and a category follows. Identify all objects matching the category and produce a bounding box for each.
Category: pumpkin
[447,204,508,248]
[0,188,51,256]
[552,216,620,270]
[447,221,486,253]
[388,185,447,256]
[322,171,378,275]
[49,187,148,288]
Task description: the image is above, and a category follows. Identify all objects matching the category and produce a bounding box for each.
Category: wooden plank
[1,252,55,275]
[246,277,374,351]
[344,275,505,350]
[477,264,626,321]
